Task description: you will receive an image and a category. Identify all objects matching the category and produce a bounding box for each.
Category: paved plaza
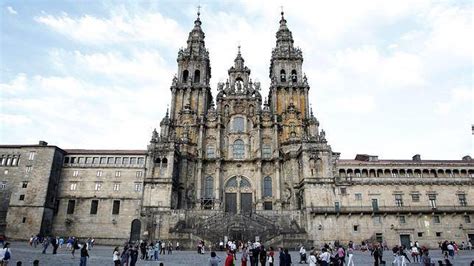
[5,242,474,265]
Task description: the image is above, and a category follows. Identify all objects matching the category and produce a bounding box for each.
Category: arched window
[240,178,251,187]
[182,70,189,83]
[232,117,245,132]
[194,70,200,83]
[162,157,168,168]
[263,176,272,197]
[233,139,244,159]
[280,69,286,82]
[291,70,297,82]
[204,176,213,198]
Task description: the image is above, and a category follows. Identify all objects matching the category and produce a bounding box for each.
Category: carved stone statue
[217,82,224,91]
[283,183,292,203]
[320,129,326,142]
[151,128,158,142]
[186,183,195,209]
[254,81,261,91]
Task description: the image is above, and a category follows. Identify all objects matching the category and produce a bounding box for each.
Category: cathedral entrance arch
[224,176,253,214]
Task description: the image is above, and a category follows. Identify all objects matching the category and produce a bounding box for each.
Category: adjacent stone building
[1,12,473,248]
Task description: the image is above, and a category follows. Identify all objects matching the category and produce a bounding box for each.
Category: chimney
[412,154,421,161]
[38,140,48,146]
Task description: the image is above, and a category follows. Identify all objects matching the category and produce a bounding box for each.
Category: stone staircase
[170,211,308,248]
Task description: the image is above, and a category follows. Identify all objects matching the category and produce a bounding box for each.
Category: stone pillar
[214,160,221,209]
[255,161,263,210]
[170,88,177,120]
[196,160,203,208]
[275,160,282,210]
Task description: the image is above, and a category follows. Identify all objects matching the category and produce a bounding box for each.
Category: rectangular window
[138,157,144,164]
[355,193,362,200]
[436,232,442,237]
[64,157,70,164]
[90,200,98,215]
[93,157,99,164]
[136,171,143,178]
[399,215,406,224]
[100,157,106,164]
[130,157,137,164]
[95,182,102,191]
[340,187,347,195]
[78,157,85,164]
[19,194,25,201]
[26,166,32,173]
[85,157,92,164]
[107,157,114,164]
[67,200,75,214]
[264,202,273,210]
[458,194,467,206]
[22,217,26,223]
[113,183,120,191]
[464,215,471,223]
[417,232,423,237]
[96,170,103,177]
[115,157,122,164]
[115,171,121,177]
[353,225,359,232]
[73,170,79,177]
[12,157,18,165]
[355,172,361,177]
[70,157,76,163]
[22,182,28,188]
[122,157,129,165]
[373,215,382,224]
[335,202,340,212]
[6,157,11,166]
[395,194,403,207]
[70,182,77,191]
[0,182,6,190]
[1,157,6,165]
[411,193,420,202]
[112,200,120,215]
[28,151,36,160]
[134,183,142,192]
[429,194,437,208]
[433,215,440,224]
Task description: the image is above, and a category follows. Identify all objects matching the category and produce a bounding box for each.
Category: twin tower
[143,10,333,224]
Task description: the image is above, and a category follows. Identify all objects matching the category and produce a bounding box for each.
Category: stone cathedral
[0,12,473,248]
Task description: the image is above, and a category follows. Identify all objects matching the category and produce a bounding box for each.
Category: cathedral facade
[1,13,473,248]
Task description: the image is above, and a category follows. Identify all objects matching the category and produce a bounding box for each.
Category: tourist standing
[225,250,234,266]
[241,246,248,266]
[284,248,292,266]
[347,247,354,266]
[167,241,172,254]
[0,242,12,266]
[154,241,160,261]
[121,245,130,266]
[267,246,275,266]
[279,247,285,266]
[319,248,331,266]
[259,245,267,266]
[299,245,307,263]
[209,251,221,266]
[51,236,59,254]
[113,247,121,266]
[337,245,345,265]
[176,241,180,251]
[308,251,317,266]
[129,246,139,266]
[80,244,89,266]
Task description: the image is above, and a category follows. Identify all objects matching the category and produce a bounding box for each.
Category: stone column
[255,161,263,210]
[196,160,203,209]
[275,160,282,210]
[214,160,221,209]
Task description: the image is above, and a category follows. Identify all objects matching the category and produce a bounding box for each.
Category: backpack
[4,249,11,260]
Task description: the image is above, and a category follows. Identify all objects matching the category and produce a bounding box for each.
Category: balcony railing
[309,205,473,214]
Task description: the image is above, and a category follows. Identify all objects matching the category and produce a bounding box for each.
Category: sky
[0,0,472,160]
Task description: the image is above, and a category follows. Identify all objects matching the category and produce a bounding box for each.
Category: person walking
[113,247,121,266]
[308,251,317,266]
[225,250,234,266]
[0,242,12,266]
[299,245,307,264]
[319,248,331,266]
[41,237,49,254]
[72,238,80,258]
[79,243,89,266]
[259,245,267,266]
[51,236,59,254]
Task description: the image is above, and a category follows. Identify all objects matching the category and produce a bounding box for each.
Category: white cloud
[35,11,186,47]
[1,1,471,159]
[6,6,17,15]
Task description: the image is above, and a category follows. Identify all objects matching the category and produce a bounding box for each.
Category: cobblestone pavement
[6,242,474,265]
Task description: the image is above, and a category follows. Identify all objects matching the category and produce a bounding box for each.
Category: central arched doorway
[224,176,253,214]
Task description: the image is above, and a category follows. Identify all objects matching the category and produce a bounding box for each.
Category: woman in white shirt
[113,247,121,266]
[308,251,317,266]
[0,242,12,265]
[319,248,331,266]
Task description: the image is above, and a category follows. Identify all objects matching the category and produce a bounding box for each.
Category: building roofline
[64,149,147,155]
